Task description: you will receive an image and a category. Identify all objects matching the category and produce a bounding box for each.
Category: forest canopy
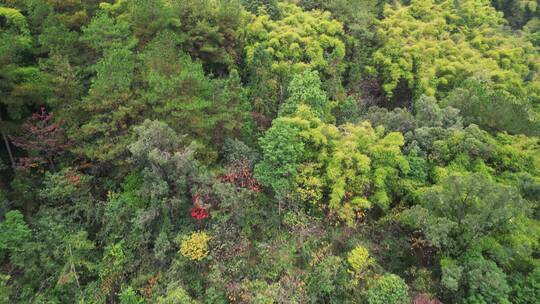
[0,0,539,303]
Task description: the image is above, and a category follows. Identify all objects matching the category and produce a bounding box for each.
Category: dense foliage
[0,0,539,303]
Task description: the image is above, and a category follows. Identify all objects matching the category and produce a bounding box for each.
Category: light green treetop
[245,2,346,79]
[371,0,540,101]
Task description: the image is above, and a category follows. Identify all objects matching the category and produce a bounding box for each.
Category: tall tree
[174,0,248,75]
[73,46,141,167]
[141,30,252,160]
[371,0,540,102]
[245,2,347,92]
[0,6,48,168]
[10,107,70,171]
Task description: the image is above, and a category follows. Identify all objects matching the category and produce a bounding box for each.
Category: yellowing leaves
[347,245,373,275]
[179,232,211,261]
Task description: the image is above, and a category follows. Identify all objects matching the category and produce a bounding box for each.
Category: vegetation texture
[0,0,539,303]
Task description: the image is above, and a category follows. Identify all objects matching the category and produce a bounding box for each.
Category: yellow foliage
[179,232,211,261]
[347,245,373,274]
[295,163,324,205]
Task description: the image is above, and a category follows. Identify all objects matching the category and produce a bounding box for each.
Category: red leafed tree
[190,206,209,221]
[413,294,443,304]
[10,107,70,171]
[190,192,215,221]
[218,158,262,192]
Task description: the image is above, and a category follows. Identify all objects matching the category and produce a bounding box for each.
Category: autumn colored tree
[10,107,70,171]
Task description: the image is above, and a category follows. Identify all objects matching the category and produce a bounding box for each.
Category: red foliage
[140,274,160,297]
[10,107,70,171]
[413,294,443,304]
[218,159,262,192]
[190,190,219,220]
[67,172,81,186]
[190,206,209,221]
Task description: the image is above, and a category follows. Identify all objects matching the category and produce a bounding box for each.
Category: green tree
[81,11,137,53]
[254,112,307,199]
[460,253,511,304]
[141,31,251,159]
[319,121,409,224]
[297,0,381,93]
[174,0,247,74]
[362,106,418,134]
[0,274,10,304]
[444,78,540,136]
[39,53,83,126]
[491,0,539,28]
[116,119,221,271]
[99,0,179,46]
[0,7,48,167]
[279,70,331,119]
[241,0,280,19]
[0,210,30,263]
[246,46,281,123]
[118,286,144,304]
[156,282,197,304]
[73,46,142,166]
[371,0,540,102]
[306,255,349,303]
[256,105,409,224]
[6,208,96,303]
[404,122,540,182]
[347,245,373,275]
[414,95,462,129]
[401,173,529,255]
[245,2,346,88]
[367,274,409,304]
[37,12,80,61]
[511,266,540,304]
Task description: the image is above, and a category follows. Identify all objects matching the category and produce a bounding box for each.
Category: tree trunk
[0,111,15,169]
